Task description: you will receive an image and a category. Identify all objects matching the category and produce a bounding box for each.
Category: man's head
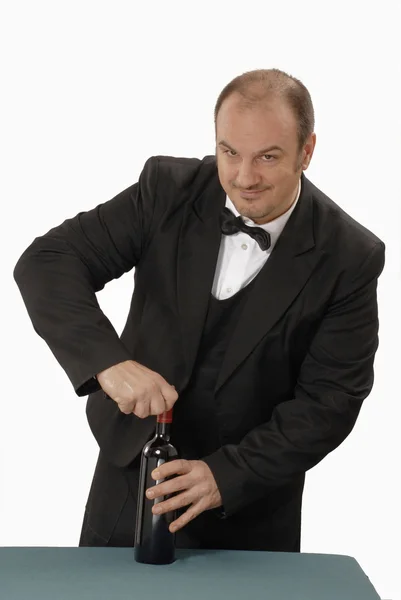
[214,69,316,224]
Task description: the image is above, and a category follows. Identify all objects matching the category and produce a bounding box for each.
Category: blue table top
[0,547,381,600]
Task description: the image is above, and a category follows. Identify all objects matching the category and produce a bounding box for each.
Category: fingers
[147,472,189,499]
[169,502,203,533]
[159,381,178,410]
[149,392,167,416]
[134,362,177,400]
[137,377,177,417]
[146,459,222,533]
[139,380,176,417]
[130,381,159,418]
[153,490,194,515]
[152,459,190,480]
[99,359,178,418]
[132,399,150,419]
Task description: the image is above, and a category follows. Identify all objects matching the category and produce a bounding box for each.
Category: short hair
[214,68,315,154]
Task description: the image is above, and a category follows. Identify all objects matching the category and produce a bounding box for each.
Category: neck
[156,421,171,440]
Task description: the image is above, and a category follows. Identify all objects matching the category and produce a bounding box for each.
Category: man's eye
[223,150,275,161]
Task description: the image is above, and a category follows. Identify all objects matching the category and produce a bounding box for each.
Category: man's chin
[241,208,271,222]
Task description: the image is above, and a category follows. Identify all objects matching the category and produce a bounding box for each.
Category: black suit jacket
[14,154,385,522]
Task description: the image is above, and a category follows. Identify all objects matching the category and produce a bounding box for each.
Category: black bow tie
[220,207,271,251]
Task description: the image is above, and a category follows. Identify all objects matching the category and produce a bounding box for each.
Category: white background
[1,2,400,599]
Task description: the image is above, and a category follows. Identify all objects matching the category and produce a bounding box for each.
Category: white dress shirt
[211,178,302,300]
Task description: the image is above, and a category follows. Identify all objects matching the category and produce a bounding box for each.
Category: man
[14,68,385,552]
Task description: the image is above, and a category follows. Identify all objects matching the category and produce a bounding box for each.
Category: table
[0,547,381,599]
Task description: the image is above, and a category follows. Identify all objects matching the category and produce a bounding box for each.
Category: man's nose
[235,165,261,189]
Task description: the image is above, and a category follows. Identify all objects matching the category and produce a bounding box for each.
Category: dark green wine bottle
[134,408,179,565]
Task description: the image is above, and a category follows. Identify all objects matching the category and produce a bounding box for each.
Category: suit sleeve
[13,156,159,396]
[202,241,386,517]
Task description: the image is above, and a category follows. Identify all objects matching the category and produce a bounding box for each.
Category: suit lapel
[177,163,324,394]
[177,170,226,381]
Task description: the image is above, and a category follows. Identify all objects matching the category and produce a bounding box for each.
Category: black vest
[171,275,258,459]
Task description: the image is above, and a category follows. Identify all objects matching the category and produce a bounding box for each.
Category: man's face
[215,93,316,224]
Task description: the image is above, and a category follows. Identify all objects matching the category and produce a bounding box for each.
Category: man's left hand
[146,459,222,533]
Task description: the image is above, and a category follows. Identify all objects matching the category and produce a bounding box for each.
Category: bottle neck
[156,421,171,440]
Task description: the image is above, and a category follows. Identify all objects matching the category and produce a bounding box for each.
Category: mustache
[234,186,268,192]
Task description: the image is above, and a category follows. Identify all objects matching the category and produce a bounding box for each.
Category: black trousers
[78,450,302,551]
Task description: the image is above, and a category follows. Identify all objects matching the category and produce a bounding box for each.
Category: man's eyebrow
[218,140,285,154]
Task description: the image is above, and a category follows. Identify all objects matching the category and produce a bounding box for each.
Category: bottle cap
[157,408,173,423]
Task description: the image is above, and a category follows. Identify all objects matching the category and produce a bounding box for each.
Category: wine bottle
[134,408,179,565]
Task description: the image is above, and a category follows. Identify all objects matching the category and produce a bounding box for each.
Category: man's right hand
[96,360,178,419]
